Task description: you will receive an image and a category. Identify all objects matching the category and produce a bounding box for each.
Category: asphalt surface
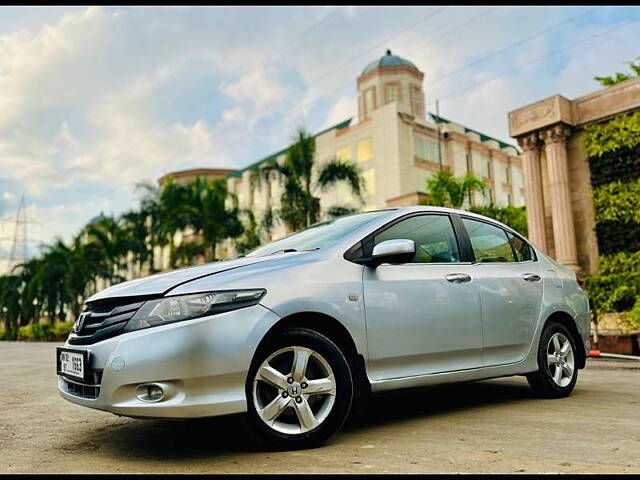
[1,341,639,474]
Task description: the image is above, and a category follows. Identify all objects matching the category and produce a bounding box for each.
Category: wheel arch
[256,311,371,393]
[544,311,587,369]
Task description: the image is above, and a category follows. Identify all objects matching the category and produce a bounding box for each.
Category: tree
[257,127,364,232]
[424,170,488,208]
[84,215,129,286]
[183,176,244,261]
[235,209,262,255]
[0,274,22,340]
[595,58,640,87]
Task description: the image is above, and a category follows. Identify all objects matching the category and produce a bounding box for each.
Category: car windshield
[245,210,390,257]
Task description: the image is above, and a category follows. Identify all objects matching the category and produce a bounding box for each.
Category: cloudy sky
[0,5,638,270]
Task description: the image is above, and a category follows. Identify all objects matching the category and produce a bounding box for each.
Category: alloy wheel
[252,346,337,435]
[546,332,575,387]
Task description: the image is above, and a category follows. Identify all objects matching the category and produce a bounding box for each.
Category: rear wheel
[527,321,578,398]
[244,328,353,450]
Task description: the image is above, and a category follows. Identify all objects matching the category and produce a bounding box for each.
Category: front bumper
[58,304,281,419]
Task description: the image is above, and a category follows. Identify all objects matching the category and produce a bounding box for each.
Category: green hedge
[593,179,640,223]
[583,109,640,330]
[588,145,640,187]
[583,111,640,158]
[586,251,640,314]
[0,329,5,341]
[16,321,73,341]
[595,220,640,255]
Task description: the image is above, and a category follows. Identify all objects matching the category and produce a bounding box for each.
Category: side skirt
[370,361,537,393]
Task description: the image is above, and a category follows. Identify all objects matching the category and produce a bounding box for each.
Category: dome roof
[361,49,419,75]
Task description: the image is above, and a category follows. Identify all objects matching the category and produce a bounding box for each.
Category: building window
[385,83,399,104]
[357,138,373,163]
[498,163,510,184]
[414,134,439,163]
[411,86,423,117]
[362,168,376,196]
[336,146,352,162]
[417,169,433,193]
[473,154,490,178]
[363,88,375,118]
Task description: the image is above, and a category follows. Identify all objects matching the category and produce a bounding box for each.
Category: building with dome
[158,50,524,260]
[220,51,523,242]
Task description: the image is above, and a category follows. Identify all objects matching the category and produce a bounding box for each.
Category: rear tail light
[576,273,586,291]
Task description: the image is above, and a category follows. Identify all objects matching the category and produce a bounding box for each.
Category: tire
[527,321,579,398]
[244,327,354,450]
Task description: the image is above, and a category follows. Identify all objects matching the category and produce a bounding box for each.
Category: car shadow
[67,377,537,460]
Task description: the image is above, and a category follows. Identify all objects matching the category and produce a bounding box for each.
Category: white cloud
[220,66,292,126]
[221,106,247,123]
[0,5,637,271]
[2,192,15,202]
[324,95,357,128]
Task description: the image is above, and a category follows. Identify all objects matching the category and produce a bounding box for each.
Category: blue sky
[0,6,638,270]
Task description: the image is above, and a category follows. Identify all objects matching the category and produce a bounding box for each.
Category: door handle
[522,273,541,282]
[445,273,472,284]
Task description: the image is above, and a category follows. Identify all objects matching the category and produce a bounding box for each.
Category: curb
[588,350,640,361]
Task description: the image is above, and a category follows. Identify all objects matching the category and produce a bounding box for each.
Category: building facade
[219,50,523,250]
[509,76,640,275]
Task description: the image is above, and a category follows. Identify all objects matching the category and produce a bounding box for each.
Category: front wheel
[244,328,353,450]
[527,321,578,398]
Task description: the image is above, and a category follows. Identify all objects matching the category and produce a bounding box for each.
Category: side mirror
[368,239,415,267]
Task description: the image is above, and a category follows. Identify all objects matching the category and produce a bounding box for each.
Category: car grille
[67,300,145,346]
[61,370,103,400]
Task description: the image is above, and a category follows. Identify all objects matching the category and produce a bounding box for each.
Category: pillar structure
[517,133,547,252]
[540,124,579,271]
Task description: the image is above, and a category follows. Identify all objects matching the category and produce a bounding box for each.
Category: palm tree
[84,215,130,286]
[184,176,244,261]
[157,177,192,268]
[257,127,364,232]
[121,209,151,277]
[425,170,488,209]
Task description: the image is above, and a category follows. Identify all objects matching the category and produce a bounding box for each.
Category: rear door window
[462,218,516,263]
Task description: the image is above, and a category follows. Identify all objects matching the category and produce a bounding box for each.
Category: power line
[428,7,596,86]
[428,15,640,108]
[185,6,501,160]
[176,7,449,139]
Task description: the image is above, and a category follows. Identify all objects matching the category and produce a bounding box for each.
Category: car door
[459,216,543,367]
[361,213,484,381]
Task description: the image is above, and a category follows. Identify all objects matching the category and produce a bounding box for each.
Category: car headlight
[124,289,266,332]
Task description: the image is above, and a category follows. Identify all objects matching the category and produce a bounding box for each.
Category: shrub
[592,179,640,223]
[31,323,54,340]
[17,325,35,340]
[621,302,640,332]
[583,111,640,158]
[52,321,73,339]
[0,329,5,340]
[586,251,640,315]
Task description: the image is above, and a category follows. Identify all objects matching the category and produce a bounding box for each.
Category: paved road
[1,342,639,474]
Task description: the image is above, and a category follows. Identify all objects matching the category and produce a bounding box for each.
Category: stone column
[517,133,548,252]
[541,124,579,270]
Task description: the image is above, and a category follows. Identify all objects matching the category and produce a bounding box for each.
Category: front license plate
[57,347,88,382]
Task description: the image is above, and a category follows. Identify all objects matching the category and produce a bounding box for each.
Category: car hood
[85,253,303,303]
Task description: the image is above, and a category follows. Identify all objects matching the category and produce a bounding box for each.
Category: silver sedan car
[57,207,590,449]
